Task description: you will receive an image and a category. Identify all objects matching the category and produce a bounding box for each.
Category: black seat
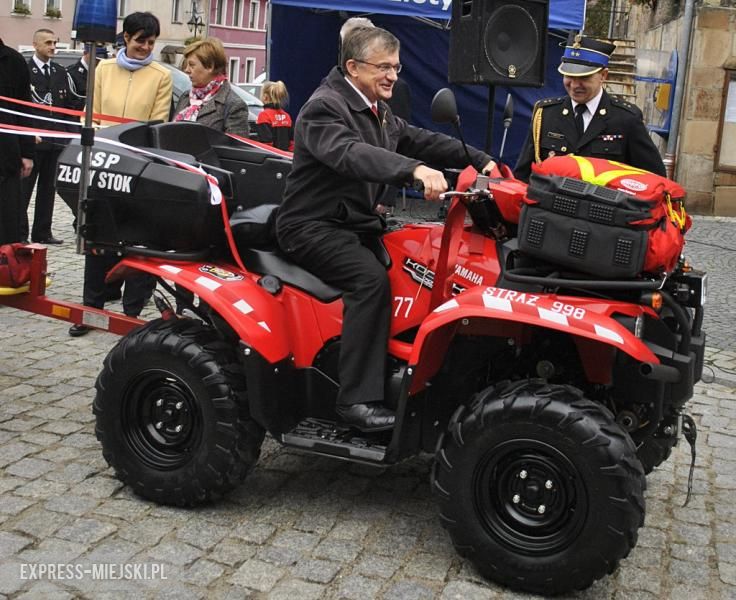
[149,122,222,167]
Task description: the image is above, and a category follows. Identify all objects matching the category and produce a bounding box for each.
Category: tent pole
[485,84,496,155]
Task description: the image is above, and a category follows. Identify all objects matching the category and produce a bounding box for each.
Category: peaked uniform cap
[559,32,616,77]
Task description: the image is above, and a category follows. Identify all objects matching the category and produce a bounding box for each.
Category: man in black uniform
[0,38,34,245]
[66,43,108,111]
[276,27,495,431]
[515,33,666,181]
[21,28,72,244]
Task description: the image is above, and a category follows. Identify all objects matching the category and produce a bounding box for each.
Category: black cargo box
[518,174,651,278]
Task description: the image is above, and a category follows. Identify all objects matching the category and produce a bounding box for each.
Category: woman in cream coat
[69,11,171,336]
[92,11,172,126]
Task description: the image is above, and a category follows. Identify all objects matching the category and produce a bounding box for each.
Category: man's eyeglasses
[354,59,403,74]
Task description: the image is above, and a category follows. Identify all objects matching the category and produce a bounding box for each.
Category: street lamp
[187,1,204,38]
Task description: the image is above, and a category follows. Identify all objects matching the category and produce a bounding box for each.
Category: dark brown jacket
[277,66,492,238]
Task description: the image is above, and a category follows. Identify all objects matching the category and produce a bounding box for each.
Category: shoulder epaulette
[535,96,566,110]
[610,96,642,116]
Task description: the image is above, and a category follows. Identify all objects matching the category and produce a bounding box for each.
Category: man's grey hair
[339,17,374,40]
[341,27,399,72]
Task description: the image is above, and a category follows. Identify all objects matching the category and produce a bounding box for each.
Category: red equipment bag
[526,156,691,275]
[0,244,33,288]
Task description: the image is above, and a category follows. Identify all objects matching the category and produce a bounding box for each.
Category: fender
[109,257,289,363]
[406,285,659,394]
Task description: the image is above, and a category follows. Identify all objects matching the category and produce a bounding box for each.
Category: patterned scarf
[116,50,153,72]
[175,74,227,122]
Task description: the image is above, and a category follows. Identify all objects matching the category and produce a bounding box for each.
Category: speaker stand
[485,84,496,155]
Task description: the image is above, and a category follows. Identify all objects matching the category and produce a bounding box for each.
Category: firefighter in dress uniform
[514,33,666,181]
[21,29,73,244]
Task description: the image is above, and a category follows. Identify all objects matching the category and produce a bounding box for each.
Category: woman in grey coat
[174,37,249,136]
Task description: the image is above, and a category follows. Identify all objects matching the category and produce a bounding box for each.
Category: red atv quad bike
[55,90,706,596]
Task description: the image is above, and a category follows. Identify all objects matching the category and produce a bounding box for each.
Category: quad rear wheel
[94,318,264,506]
[432,380,645,595]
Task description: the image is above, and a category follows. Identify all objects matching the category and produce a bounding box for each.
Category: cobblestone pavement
[1,201,735,599]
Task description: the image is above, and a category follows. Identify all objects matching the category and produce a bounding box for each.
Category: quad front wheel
[432,380,645,595]
[94,318,264,506]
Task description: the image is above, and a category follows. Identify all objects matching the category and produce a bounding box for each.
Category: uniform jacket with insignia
[66,58,88,111]
[26,57,73,141]
[514,89,666,181]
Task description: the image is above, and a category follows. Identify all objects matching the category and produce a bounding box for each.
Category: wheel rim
[121,369,203,471]
[474,439,587,555]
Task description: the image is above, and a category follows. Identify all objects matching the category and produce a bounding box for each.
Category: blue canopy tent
[269,0,585,166]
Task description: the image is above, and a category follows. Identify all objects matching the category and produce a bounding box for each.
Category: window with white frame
[13,0,32,14]
[171,0,181,23]
[45,0,60,14]
[245,57,256,82]
[248,0,259,29]
[232,0,242,27]
[229,58,240,83]
[214,0,224,25]
[717,71,736,172]
[117,0,126,18]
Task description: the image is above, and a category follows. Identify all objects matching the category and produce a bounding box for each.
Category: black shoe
[68,323,92,337]
[336,402,396,432]
[33,236,63,245]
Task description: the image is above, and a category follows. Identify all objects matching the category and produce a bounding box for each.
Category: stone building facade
[628,1,736,215]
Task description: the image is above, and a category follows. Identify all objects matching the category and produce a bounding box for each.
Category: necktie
[42,64,50,82]
[371,104,378,118]
[574,103,586,136]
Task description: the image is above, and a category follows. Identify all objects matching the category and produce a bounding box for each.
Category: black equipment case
[518,174,653,278]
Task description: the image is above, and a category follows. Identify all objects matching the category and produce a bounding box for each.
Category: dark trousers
[0,175,24,245]
[83,254,155,317]
[279,224,391,406]
[21,143,63,241]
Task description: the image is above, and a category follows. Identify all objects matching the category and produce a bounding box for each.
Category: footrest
[281,418,387,463]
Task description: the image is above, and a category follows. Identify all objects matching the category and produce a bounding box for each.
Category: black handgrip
[412,179,424,193]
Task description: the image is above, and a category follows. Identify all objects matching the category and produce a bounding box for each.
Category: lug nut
[519,470,528,480]
[538,504,546,514]
[155,421,163,430]
[174,424,183,433]
[175,401,183,410]
[512,494,521,504]
[545,480,553,490]
[156,399,163,407]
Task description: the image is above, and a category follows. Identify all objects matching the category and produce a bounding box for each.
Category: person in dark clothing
[66,43,108,111]
[0,38,34,245]
[515,33,666,181]
[21,28,73,245]
[256,80,293,151]
[276,27,495,432]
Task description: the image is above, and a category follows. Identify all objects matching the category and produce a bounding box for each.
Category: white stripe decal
[482,294,513,312]
[258,321,271,332]
[435,299,459,313]
[195,276,221,291]
[161,265,182,274]
[234,299,254,315]
[538,308,568,326]
[594,324,624,344]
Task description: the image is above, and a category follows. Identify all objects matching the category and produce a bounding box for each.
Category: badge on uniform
[547,132,565,139]
[599,134,624,142]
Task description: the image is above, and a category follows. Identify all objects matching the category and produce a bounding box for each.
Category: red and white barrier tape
[1,94,294,160]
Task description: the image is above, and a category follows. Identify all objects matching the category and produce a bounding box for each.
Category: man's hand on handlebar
[412,165,448,201]
[481,160,497,176]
